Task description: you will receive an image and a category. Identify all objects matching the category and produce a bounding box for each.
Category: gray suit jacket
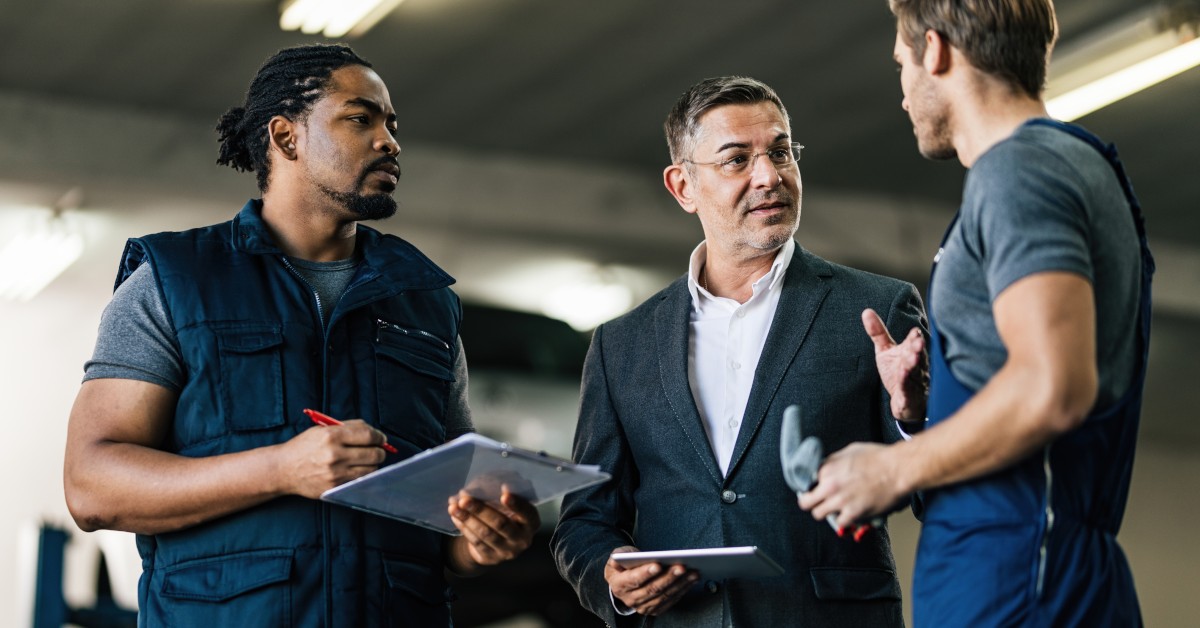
[551,245,927,627]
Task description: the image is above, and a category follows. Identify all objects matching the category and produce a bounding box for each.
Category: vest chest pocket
[374,321,453,449]
[216,326,285,432]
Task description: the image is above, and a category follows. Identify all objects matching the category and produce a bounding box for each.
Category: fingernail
[837,526,845,537]
[648,565,660,575]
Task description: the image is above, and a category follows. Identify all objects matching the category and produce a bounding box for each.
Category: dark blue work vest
[117,200,462,627]
[913,121,1152,626]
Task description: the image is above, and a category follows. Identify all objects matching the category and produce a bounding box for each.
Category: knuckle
[479,527,501,545]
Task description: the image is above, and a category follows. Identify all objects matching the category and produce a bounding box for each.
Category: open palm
[862,309,928,421]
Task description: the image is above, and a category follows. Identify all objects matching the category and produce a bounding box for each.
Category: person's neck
[260,191,358,262]
[701,244,781,304]
[951,77,1049,168]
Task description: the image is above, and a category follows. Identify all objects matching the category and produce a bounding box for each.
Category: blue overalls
[912,120,1153,626]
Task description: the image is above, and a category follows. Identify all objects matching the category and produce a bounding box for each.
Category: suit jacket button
[706,580,720,593]
[721,489,737,504]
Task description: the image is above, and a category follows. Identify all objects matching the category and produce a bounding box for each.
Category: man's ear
[267,115,298,161]
[663,164,699,215]
[923,29,953,76]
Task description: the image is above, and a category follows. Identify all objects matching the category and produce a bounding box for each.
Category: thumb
[861,309,895,352]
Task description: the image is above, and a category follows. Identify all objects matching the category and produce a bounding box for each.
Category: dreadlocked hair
[215,44,373,191]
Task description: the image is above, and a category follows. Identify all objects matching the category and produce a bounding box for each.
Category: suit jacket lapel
[654,279,723,484]
[726,246,832,480]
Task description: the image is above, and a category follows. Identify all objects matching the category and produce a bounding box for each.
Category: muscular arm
[64,378,389,536]
[894,271,1097,486]
[802,272,1097,525]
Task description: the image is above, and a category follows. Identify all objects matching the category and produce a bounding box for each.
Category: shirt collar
[229,198,455,293]
[687,238,795,311]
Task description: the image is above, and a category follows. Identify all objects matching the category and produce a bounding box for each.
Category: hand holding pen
[304,408,398,453]
[272,410,394,499]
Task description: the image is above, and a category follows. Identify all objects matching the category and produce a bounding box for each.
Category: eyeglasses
[683,142,804,177]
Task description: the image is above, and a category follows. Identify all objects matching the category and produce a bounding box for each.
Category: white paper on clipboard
[610,546,785,580]
[320,433,610,535]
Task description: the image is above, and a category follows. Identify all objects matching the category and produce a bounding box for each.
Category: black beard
[319,185,397,220]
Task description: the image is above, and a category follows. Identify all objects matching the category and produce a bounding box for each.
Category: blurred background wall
[1,0,1198,625]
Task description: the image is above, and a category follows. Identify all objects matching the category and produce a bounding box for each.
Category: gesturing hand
[862,308,928,421]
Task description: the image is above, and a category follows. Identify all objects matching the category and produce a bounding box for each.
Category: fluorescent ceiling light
[279,0,405,38]
[1046,4,1200,121]
[0,209,84,302]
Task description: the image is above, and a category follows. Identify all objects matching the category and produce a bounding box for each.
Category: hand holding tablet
[609,546,784,580]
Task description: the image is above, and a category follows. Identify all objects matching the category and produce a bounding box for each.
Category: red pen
[303,408,398,454]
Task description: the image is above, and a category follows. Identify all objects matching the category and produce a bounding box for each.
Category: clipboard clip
[497,442,570,471]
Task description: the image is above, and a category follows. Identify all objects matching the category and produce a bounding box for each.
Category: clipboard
[320,433,610,535]
[610,546,785,580]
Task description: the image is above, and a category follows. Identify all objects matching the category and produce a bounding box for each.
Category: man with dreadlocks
[64,44,538,626]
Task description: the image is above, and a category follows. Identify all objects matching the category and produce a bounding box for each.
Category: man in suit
[551,76,927,627]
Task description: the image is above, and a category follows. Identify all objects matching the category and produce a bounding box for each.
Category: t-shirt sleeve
[82,263,185,391]
[963,140,1094,303]
[445,335,474,439]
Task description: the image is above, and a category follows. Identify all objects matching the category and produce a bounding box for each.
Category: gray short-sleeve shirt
[929,121,1141,408]
[84,262,474,437]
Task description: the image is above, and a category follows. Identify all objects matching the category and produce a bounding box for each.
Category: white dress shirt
[686,239,794,477]
[609,238,796,616]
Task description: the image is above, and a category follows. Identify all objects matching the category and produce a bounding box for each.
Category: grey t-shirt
[84,261,474,436]
[930,121,1141,409]
[287,255,361,330]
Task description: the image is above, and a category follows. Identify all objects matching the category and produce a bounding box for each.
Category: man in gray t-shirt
[63,43,539,626]
[801,1,1150,625]
[932,121,1140,409]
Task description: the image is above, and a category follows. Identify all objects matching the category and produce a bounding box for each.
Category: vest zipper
[279,255,334,624]
[279,256,326,332]
[1036,443,1055,597]
[375,318,450,350]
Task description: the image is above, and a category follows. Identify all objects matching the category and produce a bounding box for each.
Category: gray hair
[664,76,790,164]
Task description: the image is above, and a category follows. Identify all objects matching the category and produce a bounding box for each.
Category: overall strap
[1023,119,1151,257]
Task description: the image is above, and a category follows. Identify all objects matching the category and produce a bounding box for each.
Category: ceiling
[0,0,1195,244]
[0,0,1197,444]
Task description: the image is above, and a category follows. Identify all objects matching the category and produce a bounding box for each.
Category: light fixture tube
[279,0,405,38]
[1047,35,1200,121]
[1046,4,1200,121]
